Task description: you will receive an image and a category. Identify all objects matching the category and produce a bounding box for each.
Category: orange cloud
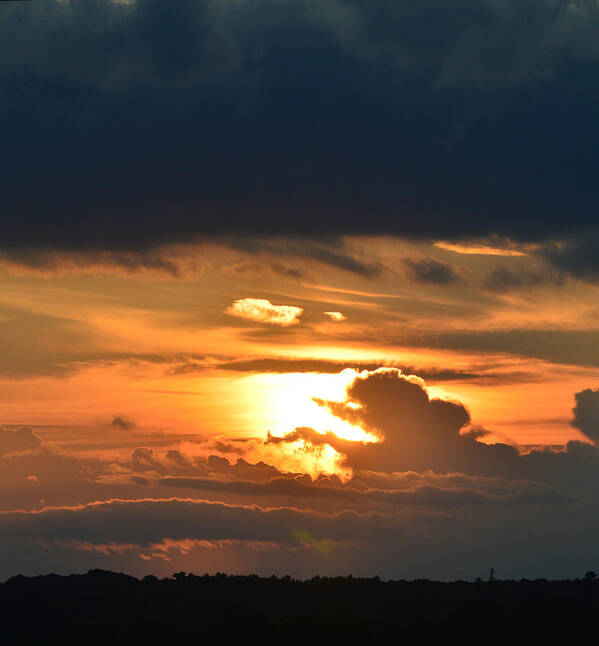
[434,241,527,256]
[225,298,303,326]
[324,311,347,322]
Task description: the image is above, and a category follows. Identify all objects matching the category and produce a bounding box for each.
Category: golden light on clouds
[434,241,527,256]
[251,370,377,443]
[225,298,303,326]
[263,437,351,480]
[324,311,347,321]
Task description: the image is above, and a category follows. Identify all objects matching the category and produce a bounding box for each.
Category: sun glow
[248,369,377,444]
[261,438,352,480]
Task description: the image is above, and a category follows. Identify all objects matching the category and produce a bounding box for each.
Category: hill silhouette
[1,570,599,644]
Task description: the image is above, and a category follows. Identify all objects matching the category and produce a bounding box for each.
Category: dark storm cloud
[402,257,459,285]
[3,0,599,255]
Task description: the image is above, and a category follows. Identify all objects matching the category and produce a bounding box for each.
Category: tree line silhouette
[1,569,599,644]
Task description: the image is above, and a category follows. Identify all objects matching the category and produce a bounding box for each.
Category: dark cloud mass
[314,369,521,474]
[2,0,599,254]
[571,388,599,444]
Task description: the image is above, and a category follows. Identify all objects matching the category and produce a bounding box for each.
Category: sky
[3,0,599,581]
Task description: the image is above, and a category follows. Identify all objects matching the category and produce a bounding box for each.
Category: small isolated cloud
[324,311,346,322]
[225,298,303,326]
[112,415,135,431]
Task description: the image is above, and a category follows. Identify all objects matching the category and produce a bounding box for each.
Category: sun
[249,369,378,444]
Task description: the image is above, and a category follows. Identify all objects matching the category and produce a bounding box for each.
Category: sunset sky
[4,0,599,580]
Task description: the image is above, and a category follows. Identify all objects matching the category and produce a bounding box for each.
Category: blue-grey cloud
[2,1,599,255]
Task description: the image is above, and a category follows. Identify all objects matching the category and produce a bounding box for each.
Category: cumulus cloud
[571,388,599,445]
[311,368,510,474]
[225,299,303,326]
[261,370,599,498]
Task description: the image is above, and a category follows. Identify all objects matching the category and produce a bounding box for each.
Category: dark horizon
[3,569,599,644]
